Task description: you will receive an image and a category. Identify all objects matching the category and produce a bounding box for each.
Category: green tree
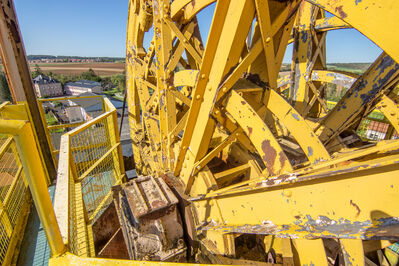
[111,74,126,92]
[31,64,43,78]
[0,72,12,102]
[47,71,54,78]
[79,68,101,82]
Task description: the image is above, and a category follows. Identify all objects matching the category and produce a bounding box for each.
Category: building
[64,80,102,95]
[33,75,63,98]
[365,120,399,140]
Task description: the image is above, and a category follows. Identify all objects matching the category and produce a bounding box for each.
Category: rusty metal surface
[113,176,186,262]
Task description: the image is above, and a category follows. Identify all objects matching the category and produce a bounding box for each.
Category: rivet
[183,163,187,168]
[196,95,201,100]
[201,74,206,79]
[215,110,220,115]
[184,39,188,43]
[151,40,154,45]
[283,190,292,197]
[197,165,201,170]
[207,86,212,91]
[391,112,396,116]
[235,132,240,137]
[222,87,227,93]
[168,85,173,90]
[266,37,271,43]
[182,146,187,150]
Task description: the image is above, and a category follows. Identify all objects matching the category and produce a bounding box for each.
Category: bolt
[283,190,292,197]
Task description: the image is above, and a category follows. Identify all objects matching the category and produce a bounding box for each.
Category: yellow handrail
[53,98,125,256]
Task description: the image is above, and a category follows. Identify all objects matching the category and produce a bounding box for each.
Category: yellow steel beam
[176,0,255,184]
[314,16,351,31]
[340,239,365,266]
[262,88,330,163]
[196,154,399,239]
[0,0,56,179]
[0,119,65,256]
[50,252,221,265]
[292,239,328,266]
[307,0,399,63]
[376,95,399,135]
[225,90,292,175]
[318,53,399,143]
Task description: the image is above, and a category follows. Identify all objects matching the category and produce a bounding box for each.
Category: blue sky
[14,0,381,63]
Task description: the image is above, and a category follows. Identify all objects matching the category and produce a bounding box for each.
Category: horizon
[25,54,376,64]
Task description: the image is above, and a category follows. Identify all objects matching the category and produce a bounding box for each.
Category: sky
[14,0,382,63]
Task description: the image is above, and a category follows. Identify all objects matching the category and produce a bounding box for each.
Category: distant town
[27,55,125,64]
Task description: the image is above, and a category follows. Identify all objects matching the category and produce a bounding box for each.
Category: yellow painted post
[0,119,65,256]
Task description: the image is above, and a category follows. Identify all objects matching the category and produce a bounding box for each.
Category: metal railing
[53,97,125,257]
[37,95,105,166]
[0,101,64,264]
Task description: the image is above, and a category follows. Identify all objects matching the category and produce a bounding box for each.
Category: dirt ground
[28,62,125,76]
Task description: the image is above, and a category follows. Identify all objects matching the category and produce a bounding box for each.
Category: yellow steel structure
[0,0,399,265]
[0,102,64,264]
[124,0,399,264]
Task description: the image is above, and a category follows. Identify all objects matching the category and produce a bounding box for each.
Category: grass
[103,88,119,96]
[45,113,58,126]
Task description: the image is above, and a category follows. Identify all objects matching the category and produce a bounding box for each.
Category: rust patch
[152,199,166,209]
[279,151,287,168]
[335,5,348,19]
[350,200,361,217]
[261,140,277,174]
[247,127,253,138]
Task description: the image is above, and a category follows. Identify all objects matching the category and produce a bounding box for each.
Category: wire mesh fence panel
[0,138,29,265]
[55,100,124,256]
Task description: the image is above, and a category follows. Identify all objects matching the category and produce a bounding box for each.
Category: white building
[64,80,102,95]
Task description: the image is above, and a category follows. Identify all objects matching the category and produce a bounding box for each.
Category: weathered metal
[112,176,186,262]
[123,0,399,264]
[0,0,398,264]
